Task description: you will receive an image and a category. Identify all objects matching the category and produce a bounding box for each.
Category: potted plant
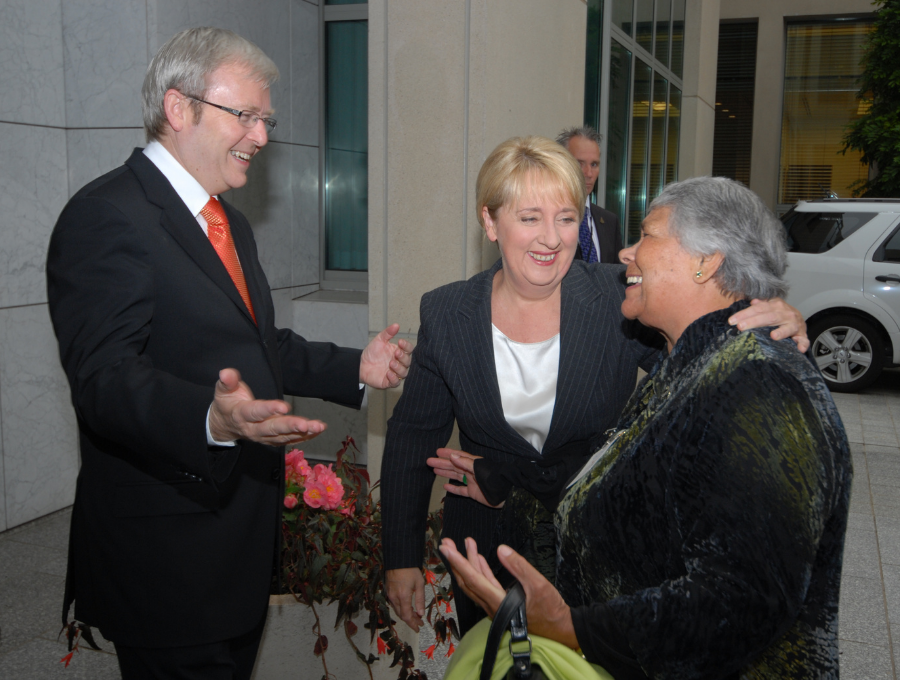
[277,437,457,680]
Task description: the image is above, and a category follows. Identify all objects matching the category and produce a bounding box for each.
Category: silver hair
[142,27,279,142]
[648,177,788,300]
[556,125,603,148]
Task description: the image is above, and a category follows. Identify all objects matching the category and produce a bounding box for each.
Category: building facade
[0,0,878,531]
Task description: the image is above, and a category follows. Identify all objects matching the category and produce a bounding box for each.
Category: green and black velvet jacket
[511,301,852,679]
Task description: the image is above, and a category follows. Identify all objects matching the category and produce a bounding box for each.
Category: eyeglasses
[185,95,277,132]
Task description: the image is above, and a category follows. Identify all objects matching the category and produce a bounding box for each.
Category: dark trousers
[114,613,267,680]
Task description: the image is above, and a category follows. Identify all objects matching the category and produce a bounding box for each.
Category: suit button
[272,468,281,481]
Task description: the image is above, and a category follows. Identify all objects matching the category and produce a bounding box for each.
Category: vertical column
[677,0,720,179]
[366,0,587,483]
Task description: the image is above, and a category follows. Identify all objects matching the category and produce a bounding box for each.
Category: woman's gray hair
[142,27,279,142]
[649,177,788,300]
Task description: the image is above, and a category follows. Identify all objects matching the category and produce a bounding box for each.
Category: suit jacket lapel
[222,200,269,333]
[456,260,539,458]
[544,263,606,453]
[126,150,259,332]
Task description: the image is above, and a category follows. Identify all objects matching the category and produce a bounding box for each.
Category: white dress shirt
[492,324,560,453]
[143,141,237,447]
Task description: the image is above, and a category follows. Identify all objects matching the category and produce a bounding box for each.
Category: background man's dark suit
[574,203,623,264]
[47,148,364,647]
[381,259,659,631]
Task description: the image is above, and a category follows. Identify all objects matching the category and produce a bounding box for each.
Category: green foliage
[280,437,455,680]
[842,0,900,197]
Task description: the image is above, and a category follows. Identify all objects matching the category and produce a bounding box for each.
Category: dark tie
[201,197,257,323]
[578,208,598,263]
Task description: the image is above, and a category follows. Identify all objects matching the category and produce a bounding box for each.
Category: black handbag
[480,582,547,680]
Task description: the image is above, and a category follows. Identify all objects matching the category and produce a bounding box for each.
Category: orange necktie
[201,197,256,323]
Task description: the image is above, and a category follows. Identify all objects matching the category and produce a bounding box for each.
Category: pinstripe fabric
[381,259,661,584]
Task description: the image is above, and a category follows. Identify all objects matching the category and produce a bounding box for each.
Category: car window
[782,211,877,253]
[876,227,900,263]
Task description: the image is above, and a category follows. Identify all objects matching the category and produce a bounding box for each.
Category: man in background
[47,27,410,679]
[557,125,623,264]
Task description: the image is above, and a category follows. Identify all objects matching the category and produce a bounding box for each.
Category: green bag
[444,583,614,680]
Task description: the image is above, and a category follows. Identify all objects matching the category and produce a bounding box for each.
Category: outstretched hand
[729,298,809,353]
[208,368,326,446]
[427,448,503,508]
[439,538,579,649]
[359,323,414,389]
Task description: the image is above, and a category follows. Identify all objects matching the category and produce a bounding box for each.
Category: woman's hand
[439,538,579,649]
[494,544,579,648]
[729,298,809,353]
[427,448,504,508]
[439,537,507,616]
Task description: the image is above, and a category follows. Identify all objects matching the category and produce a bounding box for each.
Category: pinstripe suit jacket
[381,259,660,571]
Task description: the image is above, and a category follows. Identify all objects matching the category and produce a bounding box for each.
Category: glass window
[324,20,368,272]
[712,22,758,185]
[781,210,876,253]
[635,0,654,54]
[649,74,668,200]
[877,227,900,263]
[666,85,681,184]
[584,0,604,127]
[588,0,684,242]
[656,0,672,68]
[605,39,633,227]
[778,20,873,205]
[670,0,685,78]
[613,0,634,36]
[628,59,652,244]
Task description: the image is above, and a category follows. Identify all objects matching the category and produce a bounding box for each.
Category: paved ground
[4,372,900,679]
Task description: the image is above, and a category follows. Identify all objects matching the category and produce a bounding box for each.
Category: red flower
[60,652,74,668]
[377,637,387,655]
[424,570,437,584]
[446,601,453,614]
[446,642,456,657]
[423,644,436,660]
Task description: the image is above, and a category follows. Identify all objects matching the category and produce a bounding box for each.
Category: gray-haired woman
[439,176,851,679]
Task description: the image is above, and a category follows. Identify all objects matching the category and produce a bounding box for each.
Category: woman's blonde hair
[476,136,586,227]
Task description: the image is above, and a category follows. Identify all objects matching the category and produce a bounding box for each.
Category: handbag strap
[481,581,534,680]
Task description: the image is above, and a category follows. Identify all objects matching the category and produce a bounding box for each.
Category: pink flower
[339,497,355,516]
[283,494,299,510]
[303,480,327,509]
[311,464,344,510]
[285,450,312,484]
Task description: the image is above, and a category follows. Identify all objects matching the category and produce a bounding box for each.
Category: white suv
[782,199,900,392]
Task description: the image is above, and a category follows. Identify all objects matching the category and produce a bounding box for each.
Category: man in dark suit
[556,126,623,264]
[46,27,410,679]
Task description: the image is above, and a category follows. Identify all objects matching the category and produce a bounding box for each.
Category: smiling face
[566,136,601,197]
[483,177,580,300]
[164,62,272,196]
[619,206,704,347]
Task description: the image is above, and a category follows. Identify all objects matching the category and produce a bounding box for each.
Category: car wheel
[807,315,885,393]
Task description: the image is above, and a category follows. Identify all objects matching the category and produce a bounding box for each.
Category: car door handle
[875,275,900,283]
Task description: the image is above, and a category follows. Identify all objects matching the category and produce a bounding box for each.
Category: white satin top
[491,324,560,453]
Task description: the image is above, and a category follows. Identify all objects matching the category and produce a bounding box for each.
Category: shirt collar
[143,140,215,218]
